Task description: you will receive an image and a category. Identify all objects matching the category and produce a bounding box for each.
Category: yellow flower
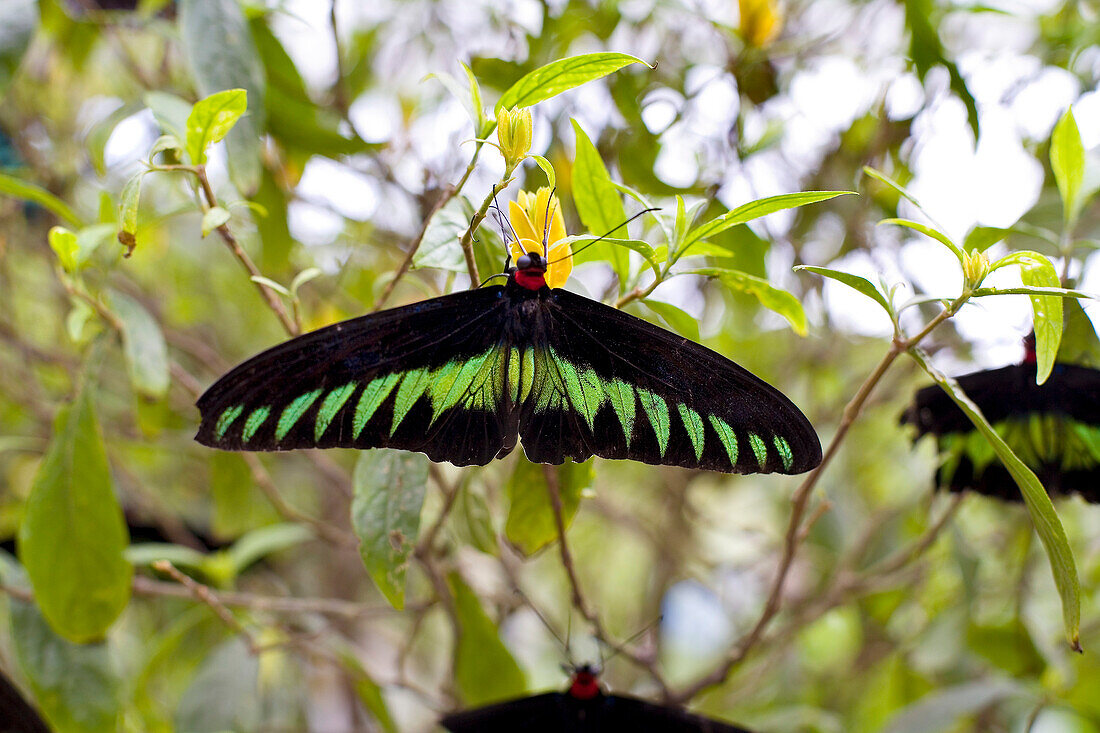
[508,188,573,289]
[496,106,533,172]
[739,0,782,48]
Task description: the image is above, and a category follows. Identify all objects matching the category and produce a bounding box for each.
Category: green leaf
[335,648,398,733]
[1020,256,1063,384]
[640,299,700,341]
[185,88,247,166]
[200,205,231,236]
[17,378,132,643]
[290,267,323,295]
[862,166,924,211]
[794,265,893,316]
[413,196,473,273]
[449,571,527,705]
[351,450,429,609]
[560,235,661,283]
[454,483,497,556]
[144,91,193,142]
[108,291,170,399]
[250,275,291,297]
[175,637,260,733]
[0,172,84,228]
[505,457,592,555]
[531,154,556,189]
[497,53,650,111]
[689,267,808,336]
[117,173,143,256]
[571,119,628,284]
[1057,298,1100,368]
[10,583,121,733]
[125,543,209,573]
[908,348,1081,651]
[48,227,80,273]
[178,0,265,193]
[963,225,1011,253]
[225,523,313,575]
[682,191,853,254]
[969,286,1093,300]
[1051,107,1085,228]
[878,217,963,262]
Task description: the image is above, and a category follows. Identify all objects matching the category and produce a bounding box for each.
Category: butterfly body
[439,665,754,733]
[197,260,821,474]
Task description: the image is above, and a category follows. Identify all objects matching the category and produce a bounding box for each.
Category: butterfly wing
[195,286,518,467]
[515,289,821,474]
[440,693,756,733]
[439,693,572,732]
[903,363,1100,501]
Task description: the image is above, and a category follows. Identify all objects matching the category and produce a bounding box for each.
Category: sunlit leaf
[185,89,247,166]
[200,205,231,237]
[1020,257,1063,384]
[505,457,592,556]
[689,267,808,335]
[351,450,429,609]
[1051,107,1085,228]
[571,119,628,284]
[908,348,1081,651]
[795,265,893,316]
[117,173,143,256]
[449,572,527,705]
[879,217,962,262]
[640,299,700,341]
[497,53,649,111]
[531,154,556,189]
[682,191,853,254]
[17,377,132,642]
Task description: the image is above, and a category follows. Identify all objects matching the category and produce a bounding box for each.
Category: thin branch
[542,465,671,698]
[373,190,451,311]
[153,560,260,650]
[194,167,298,336]
[673,296,968,702]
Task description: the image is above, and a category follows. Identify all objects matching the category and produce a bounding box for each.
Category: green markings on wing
[773,435,794,471]
[355,373,401,438]
[677,404,705,460]
[748,433,768,468]
[208,344,805,473]
[637,388,670,456]
[316,382,355,440]
[276,388,323,440]
[215,404,244,440]
[709,415,738,465]
[242,406,270,442]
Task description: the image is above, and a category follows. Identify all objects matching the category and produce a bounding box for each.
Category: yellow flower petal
[545,241,573,289]
[508,200,539,244]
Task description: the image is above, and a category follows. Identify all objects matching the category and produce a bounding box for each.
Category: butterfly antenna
[493,196,529,258]
[546,207,660,266]
[597,614,663,668]
[541,187,558,257]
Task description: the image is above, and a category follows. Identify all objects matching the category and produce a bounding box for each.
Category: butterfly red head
[566,663,602,700]
[513,251,548,291]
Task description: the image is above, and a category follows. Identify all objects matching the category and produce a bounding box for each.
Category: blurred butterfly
[439,664,754,733]
[903,334,1100,502]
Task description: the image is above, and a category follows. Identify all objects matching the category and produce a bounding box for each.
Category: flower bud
[963,249,990,288]
[496,106,532,172]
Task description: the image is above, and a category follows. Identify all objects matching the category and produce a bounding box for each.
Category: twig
[194,167,298,336]
[542,465,671,698]
[153,560,259,650]
[373,190,451,311]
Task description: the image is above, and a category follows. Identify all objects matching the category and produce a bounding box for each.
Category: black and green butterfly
[903,335,1100,502]
[196,250,822,474]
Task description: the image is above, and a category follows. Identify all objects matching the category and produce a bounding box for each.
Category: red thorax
[568,669,601,700]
